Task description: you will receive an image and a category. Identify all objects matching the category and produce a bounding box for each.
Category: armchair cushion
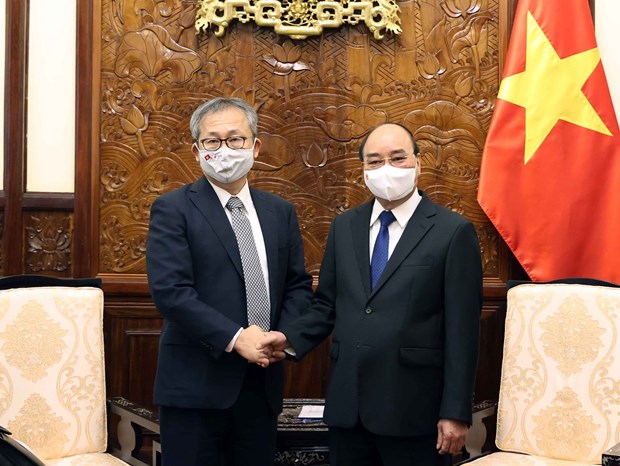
[47,452,129,465]
[0,284,125,465]
[468,282,620,465]
[464,451,598,465]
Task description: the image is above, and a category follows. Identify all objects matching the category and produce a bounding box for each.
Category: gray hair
[189,97,258,141]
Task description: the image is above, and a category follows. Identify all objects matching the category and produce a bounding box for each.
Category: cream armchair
[467,281,620,466]
[0,276,129,466]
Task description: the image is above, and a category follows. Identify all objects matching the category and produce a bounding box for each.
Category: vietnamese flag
[478,0,620,283]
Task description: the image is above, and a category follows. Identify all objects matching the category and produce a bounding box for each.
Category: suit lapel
[351,202,374,298]
[188,178,244,279]
[370,194,436,296]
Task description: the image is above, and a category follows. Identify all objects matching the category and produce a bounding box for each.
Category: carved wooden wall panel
[96,0,511,408]
[23,211,73,277]
[104,299,163,407]
[98,0,502,279]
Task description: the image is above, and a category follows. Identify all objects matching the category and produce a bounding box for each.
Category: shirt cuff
[225,327,243,353]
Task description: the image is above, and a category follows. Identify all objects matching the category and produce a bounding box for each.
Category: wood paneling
[0,0,522,438]
[23,210,73,276]
[104,294,161,408]
[86,0,514,406]
[2,0,29,276]
[96,1,504,279]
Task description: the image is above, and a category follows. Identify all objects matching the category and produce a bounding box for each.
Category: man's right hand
[258,331,290,364]
[233,325,271,367]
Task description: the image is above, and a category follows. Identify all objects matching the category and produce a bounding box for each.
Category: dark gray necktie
[226,196,270,331]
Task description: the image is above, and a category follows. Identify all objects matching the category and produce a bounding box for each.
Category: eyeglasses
[197,136,248,151]
[362,152,416,170]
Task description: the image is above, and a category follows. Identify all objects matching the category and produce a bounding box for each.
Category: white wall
[596,0,620,126]
[26,0,76,192]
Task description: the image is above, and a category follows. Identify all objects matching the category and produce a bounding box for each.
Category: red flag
[478,0,620,283]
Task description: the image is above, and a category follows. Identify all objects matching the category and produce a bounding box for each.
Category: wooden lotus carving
[115,25,201,82]
[99,0,504,278]
[195,0,402,40]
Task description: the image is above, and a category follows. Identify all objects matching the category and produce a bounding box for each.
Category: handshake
[233,325,291,368]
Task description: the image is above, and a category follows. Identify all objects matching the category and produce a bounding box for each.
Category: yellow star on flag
[498,11,612,164]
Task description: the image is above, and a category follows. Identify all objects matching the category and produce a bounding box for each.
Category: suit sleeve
[281,218,338,359]
[439,220,483,424]
[274,204,313,329]
[146,195,241,358]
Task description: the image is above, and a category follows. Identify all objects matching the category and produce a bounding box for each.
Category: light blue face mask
[196,140,256,183]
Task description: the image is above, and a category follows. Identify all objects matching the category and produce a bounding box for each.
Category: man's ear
[191,143,200,162]
[253,138,262,159]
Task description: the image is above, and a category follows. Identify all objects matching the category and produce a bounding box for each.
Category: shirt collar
[207,179,253,211]
[369,188,422,228]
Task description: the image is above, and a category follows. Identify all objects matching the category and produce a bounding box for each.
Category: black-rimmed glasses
[197,136,248,151]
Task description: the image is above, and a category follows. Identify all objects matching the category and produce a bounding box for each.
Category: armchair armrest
[603,441,620,465]
[455,400,498,464]
[108,397,160,466]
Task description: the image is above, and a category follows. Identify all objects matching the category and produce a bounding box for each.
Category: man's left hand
[436,418,468,455]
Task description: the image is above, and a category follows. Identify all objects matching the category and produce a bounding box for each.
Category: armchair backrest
[496,282,620,462]
[0,276,107,461]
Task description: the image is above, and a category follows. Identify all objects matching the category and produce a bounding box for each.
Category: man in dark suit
[261,123,483,466]
[146,97,313,466]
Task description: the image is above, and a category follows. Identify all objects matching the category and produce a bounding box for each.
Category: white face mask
[364,165,417,201]
[196,141,255,184]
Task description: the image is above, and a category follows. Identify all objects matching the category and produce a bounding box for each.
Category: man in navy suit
[261,123,483,466]
[146,97,313,466]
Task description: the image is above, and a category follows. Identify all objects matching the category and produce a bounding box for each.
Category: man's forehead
[199,109,250,134]
[365,125,412,152]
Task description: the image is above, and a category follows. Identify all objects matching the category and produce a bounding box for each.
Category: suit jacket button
[364,307,372,314]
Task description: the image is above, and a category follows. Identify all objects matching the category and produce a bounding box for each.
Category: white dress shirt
[208,179,270,351]
[369,189,422,260]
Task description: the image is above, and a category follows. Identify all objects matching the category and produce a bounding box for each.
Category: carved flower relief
[131,80,174,111]
[313,105,387,142]
[115,25,201,83]
[101,163,129,193]
[263,52,310,76]
[418,51,447,79]
[454,73,475,98]
[252,134,295,171]
[0,301,68,382]
[301,141,329,168]
[287,0,310,22]
[532,388,599,459]
[441,0,482,18]
[120,104,150,158]
[26,216,72,273]
[120,105,148,136]
[113,0,161,30]
[8,393,70,459]
[539,295,605,376]
[446,12,493,66]
[403,102,484,175]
